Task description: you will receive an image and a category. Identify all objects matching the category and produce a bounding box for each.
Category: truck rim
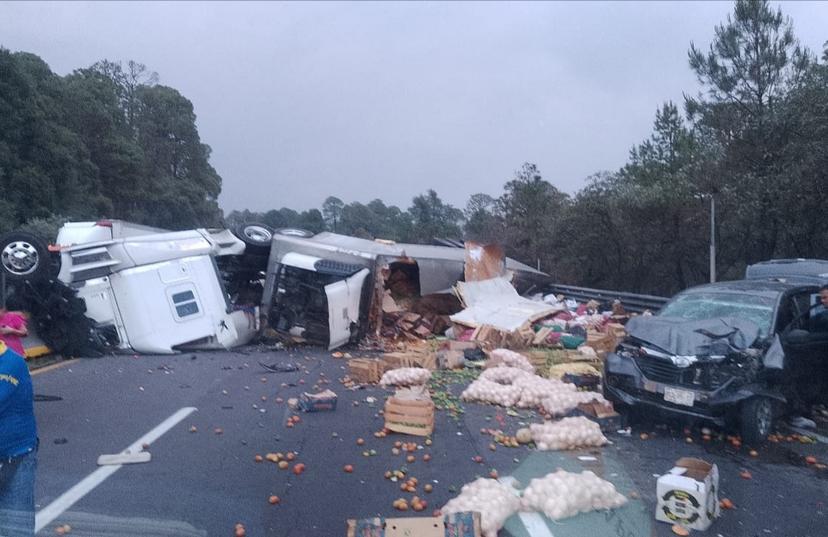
[2,240,39,276]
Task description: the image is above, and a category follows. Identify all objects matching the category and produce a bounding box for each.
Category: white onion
[521,470,626,520]
[441,478,521,537]
[529,416,607,450]
[487,348,535,373]
[379,367,431,387]
[541,390,605,417]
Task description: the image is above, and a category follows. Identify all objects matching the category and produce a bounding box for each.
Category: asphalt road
[28,347,826,537]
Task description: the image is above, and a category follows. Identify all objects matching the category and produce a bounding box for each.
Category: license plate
[664,387,695,407]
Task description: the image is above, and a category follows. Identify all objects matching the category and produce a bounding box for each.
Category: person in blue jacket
[0,340,38,536]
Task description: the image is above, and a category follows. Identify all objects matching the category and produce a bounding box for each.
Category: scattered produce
[268,495,280,505]
[441,478,522,537]
[380,367,431,387]
[521,470,627,521]
[671,525,689,536]
[487,348,535,372]
[530,417,608,451]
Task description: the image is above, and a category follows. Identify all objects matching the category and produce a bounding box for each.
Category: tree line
[0,52,222,236]
[3,1,828,296]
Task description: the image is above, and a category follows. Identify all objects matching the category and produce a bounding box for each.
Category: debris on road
[346,511,482,537]
[298,389,338,412]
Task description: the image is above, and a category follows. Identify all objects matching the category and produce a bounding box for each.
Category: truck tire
[739,396,773,445]
[0,231,50,282]
[274,228,314,238]
[233,223,273,255]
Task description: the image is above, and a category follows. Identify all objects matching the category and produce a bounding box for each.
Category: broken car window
[658,293,775,337]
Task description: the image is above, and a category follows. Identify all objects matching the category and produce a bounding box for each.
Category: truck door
[324,268,370,349]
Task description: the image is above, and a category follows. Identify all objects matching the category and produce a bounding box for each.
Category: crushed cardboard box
[299,390,338,412]
[346,511,481,537]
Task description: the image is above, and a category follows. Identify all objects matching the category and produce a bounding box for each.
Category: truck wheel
[0,232,49,281]
[233,223,273,255]
[274,228,314,238]
[739,397,773,445]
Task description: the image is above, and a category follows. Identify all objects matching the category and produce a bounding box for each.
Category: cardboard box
[572,401,622,431]
[346,511,481,537]
[298,390,338,412]
[606,322,627,340]
[384,387,435,437]
[656,457,720,531]
[443,340,480,352]
[585,331,618,354]
[436,349,465,370]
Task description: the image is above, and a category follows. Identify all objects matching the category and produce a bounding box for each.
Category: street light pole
[709,194,716,283]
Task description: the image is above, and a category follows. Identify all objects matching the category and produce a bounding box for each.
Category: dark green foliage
[0,50,221,232]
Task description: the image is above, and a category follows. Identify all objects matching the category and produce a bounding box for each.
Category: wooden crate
[348,358,384,384]
[384,390,435,437]
[381,352,437,371]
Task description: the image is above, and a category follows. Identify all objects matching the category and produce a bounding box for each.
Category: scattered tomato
[268,495,280,505]
[344,464,354,473]
[423,454,432,462]
[293,463,306,475]
[739,470,752,480]
[720,498,734,509]
[254,455,263,463]
[671,524,689,536]
[356,438,365,446]
[805,455,818,465]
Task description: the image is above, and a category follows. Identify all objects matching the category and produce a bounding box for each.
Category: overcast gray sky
[1,1,826,214]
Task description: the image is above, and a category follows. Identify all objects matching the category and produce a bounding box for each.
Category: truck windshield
[658,292,775,336]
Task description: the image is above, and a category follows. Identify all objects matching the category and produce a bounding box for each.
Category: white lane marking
[499,476,555,537]
[35,407,197,532]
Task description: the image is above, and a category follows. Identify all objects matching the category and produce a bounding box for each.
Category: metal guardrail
[544,283,669,313]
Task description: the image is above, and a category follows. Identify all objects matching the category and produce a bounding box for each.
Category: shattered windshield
[658,292,775,336]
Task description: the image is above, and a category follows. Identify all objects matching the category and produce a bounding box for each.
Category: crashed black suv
[604,278,828,444]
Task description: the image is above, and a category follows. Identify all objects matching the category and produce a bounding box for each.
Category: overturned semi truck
[261,232,550,349]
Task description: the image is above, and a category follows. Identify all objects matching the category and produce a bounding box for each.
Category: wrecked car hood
[625,316,761,356]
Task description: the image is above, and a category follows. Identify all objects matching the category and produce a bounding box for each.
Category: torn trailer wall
[261,232,548,349]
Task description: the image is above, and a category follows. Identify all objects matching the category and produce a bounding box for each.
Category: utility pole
[709,194,716,283]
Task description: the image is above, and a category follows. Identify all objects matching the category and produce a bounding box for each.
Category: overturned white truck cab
[55,223,259,354]
[261,232,548,349]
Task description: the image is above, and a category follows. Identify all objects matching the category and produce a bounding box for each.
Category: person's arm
[0,372,19,415]
[0,314,27,337]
